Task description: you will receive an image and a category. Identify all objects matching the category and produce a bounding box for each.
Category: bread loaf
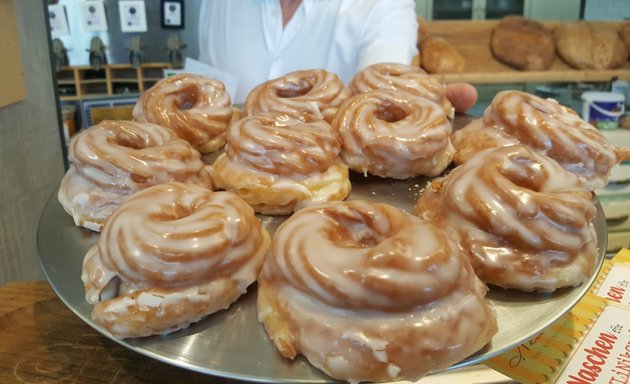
[420,36,465,74]
[620,23,630,59]
[490,16,555,71]
[554,22,627,69]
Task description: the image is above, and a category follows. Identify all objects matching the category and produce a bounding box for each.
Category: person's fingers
[445,83,478,113]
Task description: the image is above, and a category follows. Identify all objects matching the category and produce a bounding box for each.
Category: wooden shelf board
[423,20,630,84]
[110,79,140,83]
[69,65,107,71]
[80,79,108,84]
[141,63,170,68]
[107,63,135,69]
[436,68,630,84]
[76,92,109,98]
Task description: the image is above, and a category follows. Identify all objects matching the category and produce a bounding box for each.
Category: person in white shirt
[198,0,477,111]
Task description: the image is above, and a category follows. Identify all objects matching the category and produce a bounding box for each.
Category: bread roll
[420,36,465,74]
[490,16,555,71]
[620,23,630,59]
[554,22,627,70]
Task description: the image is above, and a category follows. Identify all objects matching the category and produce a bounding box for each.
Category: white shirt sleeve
[356,0,419,70]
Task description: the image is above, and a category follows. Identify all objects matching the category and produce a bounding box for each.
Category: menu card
[485,249,630,384]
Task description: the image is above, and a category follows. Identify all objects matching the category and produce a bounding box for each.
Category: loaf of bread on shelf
[420,35,465,74]
[490,16,555,71]
[620,23,630,59]
[554,22,628,70]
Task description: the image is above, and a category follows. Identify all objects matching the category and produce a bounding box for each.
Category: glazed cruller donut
[82,182,270,338]
[243,69,350,123]
[416,145,599,292]
[58,120,212,231]
[133,73,233,153]
[453,90,630,190]
[211,112,351,215]
[349,62,454,118]
[332,89,454,179]
[258,199,498,383]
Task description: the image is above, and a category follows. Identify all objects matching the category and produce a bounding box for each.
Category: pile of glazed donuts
[57,63,628,383]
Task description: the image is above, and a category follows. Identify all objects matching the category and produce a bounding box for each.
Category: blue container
[581,91,625,130]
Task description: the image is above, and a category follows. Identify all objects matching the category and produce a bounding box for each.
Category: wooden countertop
[0,281,516,384]
[0,281,234,384]
[423,20,630,84]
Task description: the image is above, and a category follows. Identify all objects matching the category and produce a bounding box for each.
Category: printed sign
[556,305,629,384]
[486,249,630,384]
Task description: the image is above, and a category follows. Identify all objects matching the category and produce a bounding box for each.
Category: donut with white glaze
[416,145,599,292]
[211,112,351,215]
[58,120,211,231]
[258,199,497,382]
[133,74,233,153]
[82,182,269,338]
[332,89,454,179]
[453,90,629,190]
[243,69,350,123]
[350,62,454,118]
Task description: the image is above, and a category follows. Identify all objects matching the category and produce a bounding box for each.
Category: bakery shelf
[109,68,138,80]
[55,68,76,81]
[422,20,630,84]
[54,63,170,99]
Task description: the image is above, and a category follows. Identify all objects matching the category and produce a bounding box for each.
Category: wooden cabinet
[55,63,170,101]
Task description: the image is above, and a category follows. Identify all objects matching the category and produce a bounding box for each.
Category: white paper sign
[48,4,70,36]
[119,1,147,33]
[595,265,630,306]
[162,1,183,27]
[556,305,630,384]
[80,1,109,32]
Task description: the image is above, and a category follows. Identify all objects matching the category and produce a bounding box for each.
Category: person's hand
[445,82,478,113]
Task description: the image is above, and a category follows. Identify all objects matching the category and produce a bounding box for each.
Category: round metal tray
[37,171,606,383]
